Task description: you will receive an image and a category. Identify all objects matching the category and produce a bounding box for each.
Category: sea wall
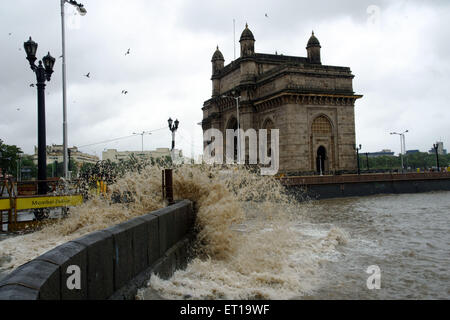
[0,200,195,300]
[282,173,450,200]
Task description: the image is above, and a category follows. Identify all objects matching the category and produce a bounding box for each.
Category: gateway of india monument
[201,24,363,174]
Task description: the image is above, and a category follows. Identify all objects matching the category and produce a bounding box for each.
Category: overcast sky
[1,0,449,160]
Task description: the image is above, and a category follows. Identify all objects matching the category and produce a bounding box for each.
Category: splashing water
[139,166,349,300]
[0,164,348,299]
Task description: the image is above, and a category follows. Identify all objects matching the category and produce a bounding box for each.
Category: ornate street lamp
[43,53,56,80]
[354,144,362,175]
[168,118,179,151]
[24,37,56,195]
[433,143,440,172]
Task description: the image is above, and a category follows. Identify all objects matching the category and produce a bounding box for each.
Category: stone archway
[226,117,238,162]
[260,118,275,166]
[311,115,334,172]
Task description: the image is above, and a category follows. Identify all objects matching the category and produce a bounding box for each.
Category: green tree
[0,139,23,178]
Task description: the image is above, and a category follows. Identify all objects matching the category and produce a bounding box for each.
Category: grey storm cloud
[1,0,450,159]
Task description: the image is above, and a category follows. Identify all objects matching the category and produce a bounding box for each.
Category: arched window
[311,115,333,172]
[311,115,332,135]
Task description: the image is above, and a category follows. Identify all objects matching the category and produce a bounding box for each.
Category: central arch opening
[262,119,275,166]
[316,146,326,174]
[226,117,238,162]
[311,115,333,172]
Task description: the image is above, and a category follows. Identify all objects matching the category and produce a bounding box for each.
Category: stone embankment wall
[0,200,195,300]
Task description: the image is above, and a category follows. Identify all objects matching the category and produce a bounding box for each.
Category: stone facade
[202,25,363,174]
[33,145,99,166]
[102,148,183,163]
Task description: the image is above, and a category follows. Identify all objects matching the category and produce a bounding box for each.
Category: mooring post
[161,169,165,200]
[163,169,174,205]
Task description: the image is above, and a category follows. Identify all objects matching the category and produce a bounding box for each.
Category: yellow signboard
[16,195,83,211]
[0,199,11,211]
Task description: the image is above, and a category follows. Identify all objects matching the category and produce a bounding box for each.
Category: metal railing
[0,178,83,233]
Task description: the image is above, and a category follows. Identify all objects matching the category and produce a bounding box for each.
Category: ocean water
[300,191,450,299]
[139,189,450,300]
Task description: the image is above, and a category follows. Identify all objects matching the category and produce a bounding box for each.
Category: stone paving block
[0,284,39,300]
[151,206,176,257]
[128,216,150,276]
[104,218,142,291]
[36,241,87,300]
[0,260,60,300]
[138,213,160,266]
[175,205,189,240]
[72,230,114,300]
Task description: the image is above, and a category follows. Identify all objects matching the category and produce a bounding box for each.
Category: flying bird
[16,108,20,111]
[125,48,130,55]
[265,13,269,18]
[8,33,12,36]
[121,90,128,95]
[30,84,35,87]
[85,72,90,78]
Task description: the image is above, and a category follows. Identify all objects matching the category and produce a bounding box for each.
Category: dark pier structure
[281,172,450,200]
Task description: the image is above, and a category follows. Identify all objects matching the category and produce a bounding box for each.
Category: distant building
[428,142,447,155]
[33,145,99,166]
[102,148,184,163]
[366,149,395,157]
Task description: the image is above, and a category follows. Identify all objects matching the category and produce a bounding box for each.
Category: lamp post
[354,144,362,175]
[16,152,23,182]
[0,151,3,179]
[390,130,408,172]
[61,0,87,180]
[365,152,370,171]
[433,143,440,172]
[133,131,152,152]
[24,37,56,195]
[222,92,241,164]
[168,118,179,160]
